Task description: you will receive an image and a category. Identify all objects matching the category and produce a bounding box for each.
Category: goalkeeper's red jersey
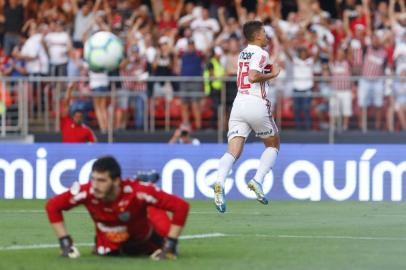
[46,179,189,254]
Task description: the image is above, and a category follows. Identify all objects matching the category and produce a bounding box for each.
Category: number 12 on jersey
[237,62,250,91]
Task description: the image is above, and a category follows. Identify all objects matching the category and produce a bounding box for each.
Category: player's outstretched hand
[150,237,178,260]
[59,235,80,258]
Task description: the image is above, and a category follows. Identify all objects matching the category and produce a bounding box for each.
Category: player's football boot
[213,182,226,213]
[247,179,268,205]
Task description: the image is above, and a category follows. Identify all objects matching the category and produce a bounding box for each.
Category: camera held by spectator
[168,122,200,145]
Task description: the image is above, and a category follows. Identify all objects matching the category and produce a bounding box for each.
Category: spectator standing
[330,47,353,130]
[358,34,387,130]
[0,0,28,55]
[190,7,220,52]
[19,23,49,76]
[117,45,148,130]
[285,44,317,130]
[179,39,204,130]
[61,82,97,143]
[152,36,177,98]
[70,0,103,48]
[19,23,49,114]
[348,24,368,77]
[44,20,73,77]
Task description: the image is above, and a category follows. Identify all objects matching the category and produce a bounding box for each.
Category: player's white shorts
[228,95,278,141]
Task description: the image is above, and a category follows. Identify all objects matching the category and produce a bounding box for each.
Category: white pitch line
[2,232,405,251]
[0,243,93,251]
[0,233,226,251]
[249,234,406,241]
[180,233,225,240]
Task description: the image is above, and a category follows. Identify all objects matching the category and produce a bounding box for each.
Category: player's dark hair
[92,156,121,180]
[243,20,263,42]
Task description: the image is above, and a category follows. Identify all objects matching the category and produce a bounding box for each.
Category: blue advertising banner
[0,143,405,201]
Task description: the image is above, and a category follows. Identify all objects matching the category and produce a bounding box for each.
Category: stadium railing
[0,75,403,143]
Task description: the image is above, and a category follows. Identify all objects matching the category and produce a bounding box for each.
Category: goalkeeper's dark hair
[92,156,121,180]
[243,20,263,42]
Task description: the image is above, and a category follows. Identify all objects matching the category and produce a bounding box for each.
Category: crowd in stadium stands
[0,0,405,134]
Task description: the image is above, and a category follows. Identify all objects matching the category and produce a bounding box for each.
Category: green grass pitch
[0,200,405,270]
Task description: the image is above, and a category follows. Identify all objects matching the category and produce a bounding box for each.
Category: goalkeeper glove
[59,235,80,258]
[150,237,178,260]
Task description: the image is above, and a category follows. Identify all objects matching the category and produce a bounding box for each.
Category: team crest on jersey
[123,185,133,193]
[118,211,131,222]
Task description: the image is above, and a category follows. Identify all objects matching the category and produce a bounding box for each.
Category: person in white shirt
[190,7,220,52]
[213,21,280,213]
[20,23,49,76]
[283,41,319,130]
[44,20,73,77]
[70,0,102,48]
[18,23,49,114]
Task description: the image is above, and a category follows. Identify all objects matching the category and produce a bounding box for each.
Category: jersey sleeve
[45,182,89,223]
[134,182,189,227]
[249,51,267,72]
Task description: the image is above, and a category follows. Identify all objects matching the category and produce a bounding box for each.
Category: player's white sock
[253,147,278,184]
[216,152,236,186]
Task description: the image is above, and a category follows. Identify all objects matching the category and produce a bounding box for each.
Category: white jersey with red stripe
[228,44,278,141]
[236,44,273,101]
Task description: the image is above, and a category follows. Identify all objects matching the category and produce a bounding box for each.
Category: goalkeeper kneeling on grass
[45,156,189,260]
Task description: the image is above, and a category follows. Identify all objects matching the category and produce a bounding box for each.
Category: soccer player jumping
[213,21,280,213]
[46,156,189,259]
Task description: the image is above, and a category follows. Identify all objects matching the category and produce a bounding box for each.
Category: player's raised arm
[45,182,88,258]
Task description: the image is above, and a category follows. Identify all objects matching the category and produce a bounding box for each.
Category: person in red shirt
[46,156,189,260]
[61,82,97,143]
